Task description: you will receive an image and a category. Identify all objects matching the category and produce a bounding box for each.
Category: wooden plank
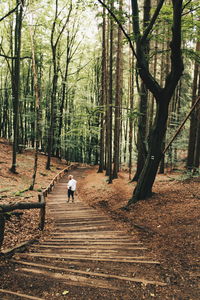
[25,252,149,260]
[19,267,118,290]
[54,220,111,225]
[30,248,146,256]
[51,231,134,236]
[1,239,37,256]
[43,240,141,244]
[12,259,167,286]
[32,244,147,250]
[0,202,44,213]
[189,272,200,277]
[16,253,161,264]
[54,226,114,231]
[0,289,45,300]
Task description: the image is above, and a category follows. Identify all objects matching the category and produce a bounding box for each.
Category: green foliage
[0,0,199,168]
[14,188,29,197]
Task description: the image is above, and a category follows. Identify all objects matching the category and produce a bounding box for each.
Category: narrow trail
[1,168,167,299]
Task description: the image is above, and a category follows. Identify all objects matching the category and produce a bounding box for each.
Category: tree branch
[131,0,162,99]
[0,53,31,60]
[141,0,165,42]
[182,5,200,16]
[0,3,20,22]
[55,2,73,49]
[182,0,192,12]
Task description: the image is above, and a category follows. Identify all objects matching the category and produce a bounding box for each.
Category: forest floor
[0,137,200,299]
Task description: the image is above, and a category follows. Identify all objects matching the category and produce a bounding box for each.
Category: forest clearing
[0,0,200,299]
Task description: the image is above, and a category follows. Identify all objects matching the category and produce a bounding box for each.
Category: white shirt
[67,179,77,191]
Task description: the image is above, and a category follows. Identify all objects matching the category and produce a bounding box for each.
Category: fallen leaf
[62,290,69,295]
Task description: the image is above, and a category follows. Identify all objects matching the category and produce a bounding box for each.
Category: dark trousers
[68,189,74,200]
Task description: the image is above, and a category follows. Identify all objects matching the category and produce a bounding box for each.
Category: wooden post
[38,194,46,231]
[0,213,5,249]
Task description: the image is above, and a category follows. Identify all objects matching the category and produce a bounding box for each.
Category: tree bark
[98,3,107,173]
[187,39,200,170]
[128,54,134,179]
[29,23,41,190]
[113,0,123,179]
[106,1,114,183]
[10,1,23,173]
[131,0,150,181]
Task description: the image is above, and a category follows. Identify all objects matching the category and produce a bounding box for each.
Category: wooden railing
[0,164,76,251]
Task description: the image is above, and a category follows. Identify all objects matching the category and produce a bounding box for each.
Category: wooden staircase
[0,170,167,299]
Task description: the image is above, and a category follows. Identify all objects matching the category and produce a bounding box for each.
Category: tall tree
[46,0,72,169]
[29,20,41,190]
[129,0,184,203]
[131,0,150,181]
[187,38,200,171]
[106,0,114,183]
[113,0,123,179]
[98,0,184,202]
[98,2,107,173]
[10,0,24,173]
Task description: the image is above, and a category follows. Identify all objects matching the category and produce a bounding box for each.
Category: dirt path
[0,167,167,299]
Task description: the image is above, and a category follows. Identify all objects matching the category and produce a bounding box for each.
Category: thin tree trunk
[29,24,41,190]
[10,1,23,173]
[193,74,200,172]
[106,1,113,183]
[113,0,123,179]
[128,54,134,179]
[98,3,107,173]
[187,40,200,170]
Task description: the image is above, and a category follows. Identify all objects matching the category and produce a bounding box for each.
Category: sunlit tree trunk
[29,24,41,190]
[98,3,107,173]
[106,1,113,183]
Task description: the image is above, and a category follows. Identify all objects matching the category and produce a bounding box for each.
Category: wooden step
[15,253,161,264]
[11,259,167,287]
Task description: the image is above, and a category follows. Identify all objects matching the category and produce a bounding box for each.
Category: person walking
[67,175,77,202]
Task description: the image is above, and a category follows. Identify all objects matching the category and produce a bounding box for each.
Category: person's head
[68,175,73,180]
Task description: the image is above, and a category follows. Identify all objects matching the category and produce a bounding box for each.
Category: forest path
[1,167,167,299]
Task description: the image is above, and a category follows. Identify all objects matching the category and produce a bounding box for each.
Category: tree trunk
[127,0,184,204]
[128,54,134,180]
[193,75,200,172]
[106,1,113,183]
[29,24,41,190]
[10,1,23,173]
[186,40,200,170]
[113,0,123,179]
[98,3,107,173]
[131,0,150,181]
[130,101,169,201]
